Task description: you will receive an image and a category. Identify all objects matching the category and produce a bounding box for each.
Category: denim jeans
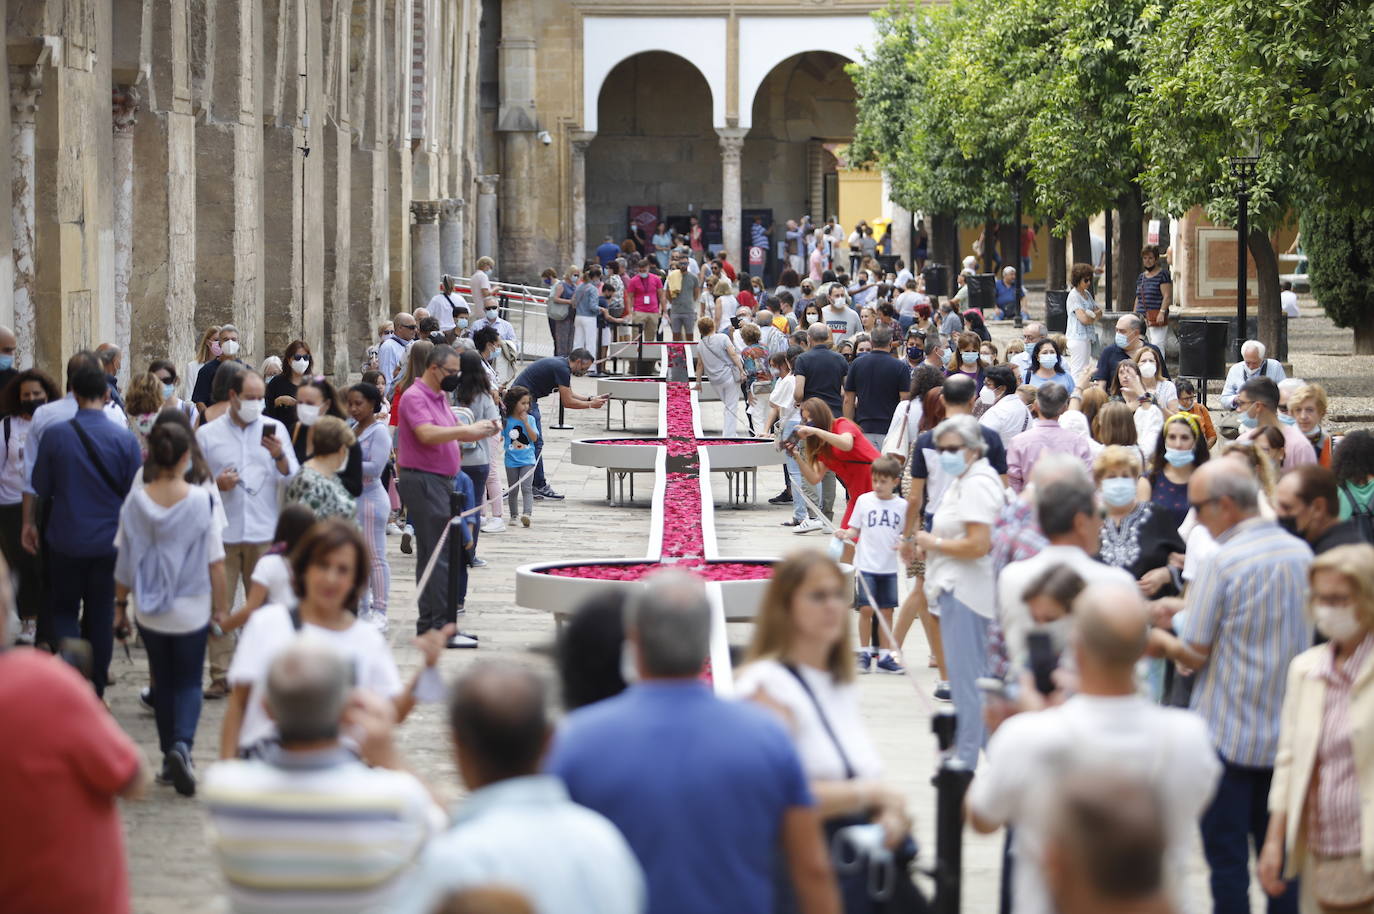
[49,551,117,696]
[781,418,808,522]
[937,589,991,770]
[1200,758,1298,914]
[530,402,547,489]
[460,463,489,556]
[138,624,209,753]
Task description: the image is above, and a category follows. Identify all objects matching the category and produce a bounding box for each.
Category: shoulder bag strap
[782,662,857,780]
[68,417,127,498]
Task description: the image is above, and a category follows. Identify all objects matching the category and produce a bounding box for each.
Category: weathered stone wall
[6,0,480,383]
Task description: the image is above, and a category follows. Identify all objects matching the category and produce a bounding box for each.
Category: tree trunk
[982,219,998,273]
[1000,221,1020,280]
[1070,218,1092,272]
[1355,320,1374,356]
[1250,228,1282,360]
[926,212,959,297]
[1048,220,1067,289]
[1114,184,1145,311]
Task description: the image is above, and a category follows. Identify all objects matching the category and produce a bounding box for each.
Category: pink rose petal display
[539,378,774,585]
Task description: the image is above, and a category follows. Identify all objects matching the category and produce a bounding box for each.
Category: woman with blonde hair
[1260,543,1374,912]
[1290,382,1335,467]
[1110,358,1165,458]
[712,277,738,328]
[738,551,912,908]
[284,415,357,521]
[187,325,220,400]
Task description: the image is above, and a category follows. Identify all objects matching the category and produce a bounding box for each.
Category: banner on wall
[627,206,660,238]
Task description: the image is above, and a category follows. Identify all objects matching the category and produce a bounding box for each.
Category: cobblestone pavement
[114,377,1261,913]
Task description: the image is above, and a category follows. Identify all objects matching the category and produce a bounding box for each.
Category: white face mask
[291,355,311,373]
[235,397,264,423]
[619,641,640,685]
[1139,361,1158,379]
[296,403,322,427]
[336,449,350,475]
[1313,605,1364,644]
[220,339,240,357]
[979,386,998,406]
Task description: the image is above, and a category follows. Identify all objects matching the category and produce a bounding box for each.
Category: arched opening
[739,51,857,275]
[586,52,716,256]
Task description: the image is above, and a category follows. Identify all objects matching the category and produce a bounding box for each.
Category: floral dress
[285,466,357,522]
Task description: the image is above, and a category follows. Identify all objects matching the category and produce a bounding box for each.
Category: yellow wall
[837,169,883,240]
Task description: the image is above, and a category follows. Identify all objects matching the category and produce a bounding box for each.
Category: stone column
[438,198,464,277]
[475,174,499,264]
[569,130,595,269]
[10,64,41,368]
[717,128,748,267]
[883,173,912,268]
[112,87,139,389]
[410,201,440,310]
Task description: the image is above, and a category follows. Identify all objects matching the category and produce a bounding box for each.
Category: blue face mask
[163,383,176,400]
[961,351,979,365]
[1114,332,1129,349]
[1038,353,1057,369]
[0,355,13,372]
[937,450,967,476]
[1279,412,1297,426]
[1240,410,1258,429]
[457,318,469,330]
[944,349,955,365]
[1163,447,1195,467]
[1100,477,1137,507]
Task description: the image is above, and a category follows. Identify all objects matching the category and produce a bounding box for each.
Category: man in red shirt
[716,251,737,282]
[0,580,149,914]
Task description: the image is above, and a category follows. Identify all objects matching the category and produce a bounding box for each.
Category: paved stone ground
[113,376,1266,913]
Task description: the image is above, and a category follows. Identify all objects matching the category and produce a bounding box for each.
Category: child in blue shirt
[503,385,539,526]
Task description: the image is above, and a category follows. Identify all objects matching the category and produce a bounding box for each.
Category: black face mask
[1276,515,1301,539]
[440,373,461,393]
[17,400,41,416]
[907,347,924,362]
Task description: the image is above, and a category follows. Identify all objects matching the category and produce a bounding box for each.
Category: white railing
[449,276,555,362]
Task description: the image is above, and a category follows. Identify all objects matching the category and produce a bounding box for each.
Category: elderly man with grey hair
[394,664,645,914]
[1152,461,1311,912]
[547,571,840,914]
[969,581,1220,914]
[203,642,443,913]
[1220,338,1286,409]
[1005,382,1093,493]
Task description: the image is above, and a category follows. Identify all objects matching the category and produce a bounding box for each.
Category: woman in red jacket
[790,396,880,531]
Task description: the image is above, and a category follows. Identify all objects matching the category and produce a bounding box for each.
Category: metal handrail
[448,275,554,362]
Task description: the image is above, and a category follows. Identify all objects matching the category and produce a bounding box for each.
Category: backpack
[1341,483,1374,544]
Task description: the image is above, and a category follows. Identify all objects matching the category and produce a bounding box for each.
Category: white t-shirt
[769,374,799,425]
[735,659,882,782]
[0,415,33,505]
[925,462,1006,616]
[469,270,494,319]
[882,399,923,460]
[967,694,1221,914]
[427,292,469,333]
[981,393,1032,442]
[895,291,921,319]
[1281,289,1300,318]
[1134,404,1164,459]
[849,492,907,575]
[996,545,1135,668]
[228,603,403,751]
[250,553,298,609]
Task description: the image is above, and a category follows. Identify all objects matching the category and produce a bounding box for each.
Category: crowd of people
[4,227,1374,914]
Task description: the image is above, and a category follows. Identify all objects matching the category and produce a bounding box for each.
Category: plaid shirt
[1308,634,1374,855]
[1178,517,1313,767]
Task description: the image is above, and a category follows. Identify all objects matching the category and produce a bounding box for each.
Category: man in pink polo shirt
[395,344,500,648]
[624,258,665,350]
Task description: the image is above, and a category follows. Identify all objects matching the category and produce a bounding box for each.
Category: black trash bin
[965,274,997,314]
[1177,317,1231,381]
[922,264,950,299]
[1044,290,1070,334]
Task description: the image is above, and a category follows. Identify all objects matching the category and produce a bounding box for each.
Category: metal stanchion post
[550,397,575,430]
[447,490,468,621]
[932,708,972,914]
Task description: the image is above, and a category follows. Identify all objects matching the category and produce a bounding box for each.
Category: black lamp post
[1012,173,1024,329]
[1228,154,1259,361]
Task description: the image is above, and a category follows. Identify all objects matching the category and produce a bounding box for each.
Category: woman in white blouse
[737,552,911,847]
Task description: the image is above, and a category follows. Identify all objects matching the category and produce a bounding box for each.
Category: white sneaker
[369,612,389,635]
[793,517,825,534]
[481,517,507,533]
[445,633,479,649]
[385,523,402,536]
[404,524,415,535]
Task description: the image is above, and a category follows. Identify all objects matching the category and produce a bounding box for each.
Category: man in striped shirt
[203,643,444,914]
[1168,461,1311,914]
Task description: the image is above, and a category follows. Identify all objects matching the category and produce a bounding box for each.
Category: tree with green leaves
[1133,0,1374,357]
[1302,211,1374,353]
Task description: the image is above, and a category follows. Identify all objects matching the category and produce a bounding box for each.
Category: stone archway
[736,51,857,274]
[584,51,717,257]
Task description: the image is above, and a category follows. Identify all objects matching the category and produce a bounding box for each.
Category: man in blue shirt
[511,351,607,500]
[547,571,840,914]
[595,236,621,267]
[32,354,143,696]
[994,266,1026,321]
